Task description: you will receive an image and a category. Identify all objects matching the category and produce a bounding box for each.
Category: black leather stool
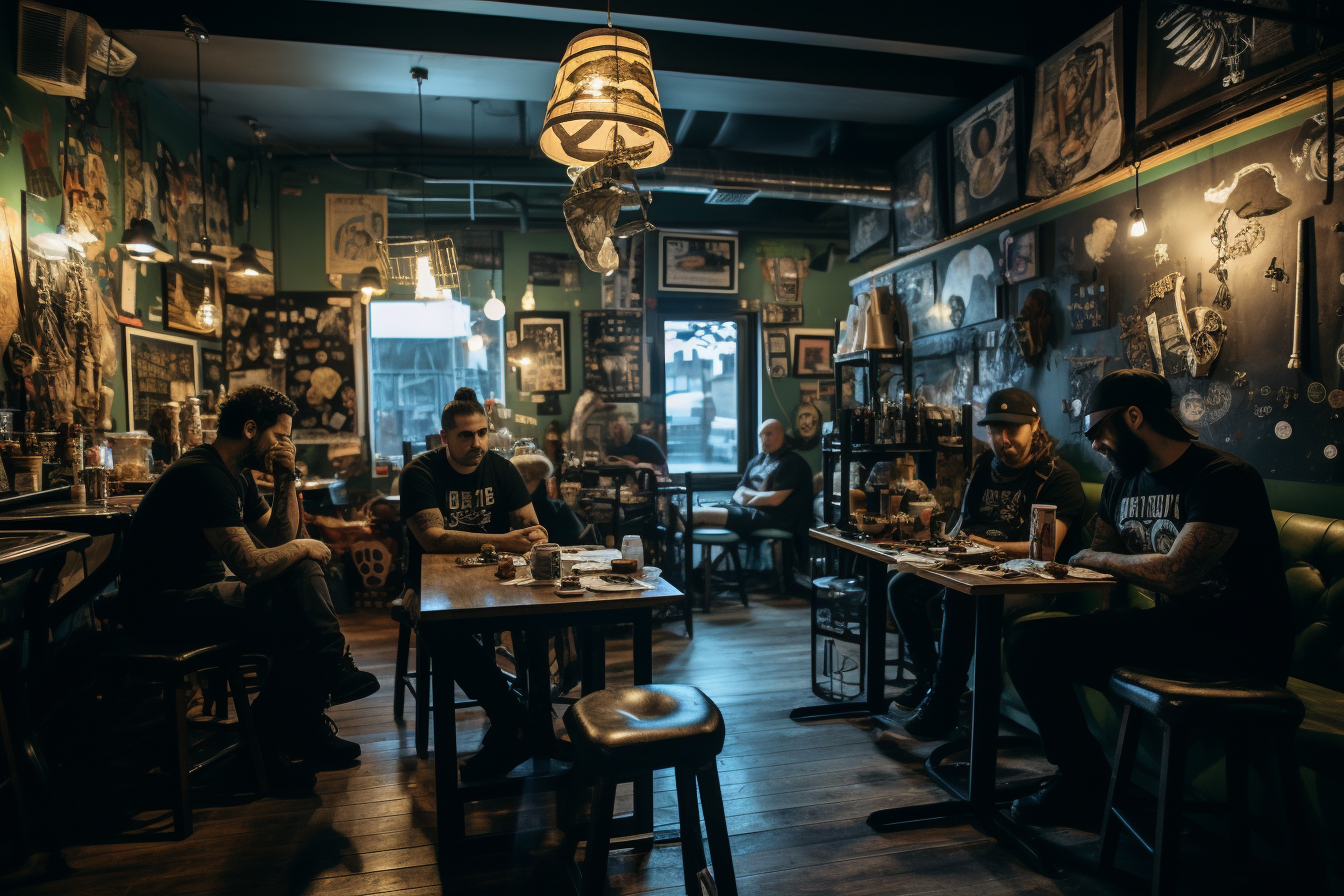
[391,603,434,758]
[1100,667,1317,896]
[563,685,737,896]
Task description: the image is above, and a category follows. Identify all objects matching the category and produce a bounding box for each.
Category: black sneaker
[288,714,361,767]
[329,647,380,706]
[262,746,317,794]
[1011,770,1109,831]
[903,684,961,738]
[893,677,932,710]
[459,722,533,783]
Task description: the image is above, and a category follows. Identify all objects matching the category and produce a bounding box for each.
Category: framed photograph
[1068,279,1111,333]
[658,231,738,294]
[124,329,200,432]
[894,132,945,254]
[905,244,1001,339]
[324,193,387,275]
[790,329,835,379]
[1027,12,1124,198]
[895,261,939,339]
[848,205,892,261]
[515,312,569,394]
[948,78,1026,229]
[763,304,804,325]
[582,310,645,400]
[162,262,223,338]
[1002,228,1038,284]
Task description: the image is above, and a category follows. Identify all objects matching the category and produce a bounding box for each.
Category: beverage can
[1030,504,1057,562]
[530,543,562,581]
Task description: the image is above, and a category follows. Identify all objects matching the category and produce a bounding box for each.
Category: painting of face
[949,79,1022,227]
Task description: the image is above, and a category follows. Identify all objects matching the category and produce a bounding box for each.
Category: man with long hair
[889,388,1085,737]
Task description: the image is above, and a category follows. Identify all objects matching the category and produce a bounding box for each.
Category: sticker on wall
[1331,390,1344,409]
[1326,445,1339,460]
[1203,382,1232,425]
[1275,421,1292,439]
[1153,243,1169,266]
[1254,405,1273,417]
[1179,391,1207,427]
[1308,382,1326,403]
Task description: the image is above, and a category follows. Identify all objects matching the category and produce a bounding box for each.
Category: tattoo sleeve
[1085,521,1239,595]
[204,526,311,585]
[405,508,499,553]
[1089,515,1125,553]
[257,478,300,547]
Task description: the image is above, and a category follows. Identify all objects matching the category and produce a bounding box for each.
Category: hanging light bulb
[185,18,225,267]
[228,243,272,277]
[414,254,440,299]
[272,336,286,362]
[1128,162,1147,238]
[195,285,218,330]
[520,276,536,311]
[483,282,505,321]
[467,334,484,353]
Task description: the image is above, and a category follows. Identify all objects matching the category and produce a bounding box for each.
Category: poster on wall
[948,79,1024,228]
[528,252,580,290]
[118,98,147,229]
[895,261,939,339]
[516,313,569,394]
[848,205,892,261]
[124,329,199,432]
[224,295,283,392]
[155,143,186,251]
[894,133,944,254]
[789,328,835,379]
[582,310,644,399]
[200,348,225,411]
[324,193,387,275]
[1026,12,1124,198]
[284,294,360,438]
[163,262,223,338]
[658,231,738,294]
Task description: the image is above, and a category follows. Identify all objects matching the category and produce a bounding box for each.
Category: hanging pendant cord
[417,75,427,239]
[195,36,207,248]
[1133,160,1141,207]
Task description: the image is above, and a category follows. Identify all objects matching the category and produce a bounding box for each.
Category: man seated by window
[1006,370,1293,830]
[690,419,812,543]
[604,413,668,476]
[120,386,379,783]
[401,387,550,781]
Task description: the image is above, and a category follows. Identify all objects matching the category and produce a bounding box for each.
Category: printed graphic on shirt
[1115,491,1223,595]
[443,487,495,531]
[978,486,1026,528]
[746,457,780,491]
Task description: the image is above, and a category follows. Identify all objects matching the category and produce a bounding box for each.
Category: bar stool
[742,527,797,595]
[391,603,435,758]
[563,685,737,896]
[1100,667,1318,896]
[687,529,748,611]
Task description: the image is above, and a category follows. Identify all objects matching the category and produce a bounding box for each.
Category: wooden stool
[1100,667,1318,896]
[563,685,737,896]
[744,527,797,595]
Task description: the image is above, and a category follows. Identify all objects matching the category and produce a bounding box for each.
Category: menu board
[582,310,644,400]
[124,329,199,431]
[282,293,359,439]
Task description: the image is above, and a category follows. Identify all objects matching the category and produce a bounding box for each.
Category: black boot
[1011,768,1110,830]
[287,713,362,768]
[459,720,533,783]
[902,682,961,738]
[328,646,380,706]
[893,677,932,711]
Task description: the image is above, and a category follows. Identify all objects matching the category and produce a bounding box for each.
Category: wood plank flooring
[7,593,1146,896]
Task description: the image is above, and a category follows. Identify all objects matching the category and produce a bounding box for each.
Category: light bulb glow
[127,242,155,254]
[414,254,439,299]
[272,337,286,361]
[244,266,260,276]
[467,334,484,352]
[596,236,619,272]
[483,283,505,320]
[520,280,535,311]
[1129,208,1147,238]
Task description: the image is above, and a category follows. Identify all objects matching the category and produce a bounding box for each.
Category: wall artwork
[658,231,738,294]
[1065,358,1107,434]
[848,205,893,260]
[1002,229,1037,284]
[163,262,223,338]
[895,261,939,339]
[124,329,199,432]
[200,348,225,411]
[1068,278,1111,333]
[791,329,835,378]
[516,313,570,394]
[324,194,387,275]
[949,79,1024,228]
[939,244,999,333]
[894,133,944,253]
[528,252,581,290]
[582,310,644,399]
[765,327,790,378]
[1026,12,1124,198]
[763,303,804,325]
[284,294,359,438]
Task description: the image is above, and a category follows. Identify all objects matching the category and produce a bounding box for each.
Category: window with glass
[662,319,740,473]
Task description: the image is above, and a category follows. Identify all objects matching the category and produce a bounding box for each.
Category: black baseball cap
[977,388,1041,426]
[1083,369,1198,441]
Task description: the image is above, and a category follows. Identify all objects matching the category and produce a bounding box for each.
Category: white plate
[554,586,587,597]
[578,575,652,593]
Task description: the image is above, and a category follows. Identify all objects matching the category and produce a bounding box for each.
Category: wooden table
[413,555,685,866]
[864,562,1115,875]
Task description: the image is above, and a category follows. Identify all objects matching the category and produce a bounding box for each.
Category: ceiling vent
[17,1,89,97]
[704,188,760,206]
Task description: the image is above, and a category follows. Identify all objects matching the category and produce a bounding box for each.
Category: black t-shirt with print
[608,433,667,467]
[960,454,1086,559]
[399,448,533,586]
[739,448,813,529]
[121,445,272,601]
[1098,442,1293,648]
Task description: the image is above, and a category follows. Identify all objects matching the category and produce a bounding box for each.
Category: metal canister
[82,467,110,501]
[1029,504,1057,562]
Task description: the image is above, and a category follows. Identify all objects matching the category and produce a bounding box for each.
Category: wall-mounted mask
[1012,288,1053,366]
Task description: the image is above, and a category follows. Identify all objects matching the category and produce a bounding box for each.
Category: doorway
[660,313,755,472]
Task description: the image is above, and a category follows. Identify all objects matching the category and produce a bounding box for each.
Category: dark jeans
[1004,606,1283,776]
[887,572,964,689]
[435,629,523,728]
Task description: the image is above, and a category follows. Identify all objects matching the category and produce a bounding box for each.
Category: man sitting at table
[1005,370,1293,829]
[689,419,812,539]
[120,386,379,779]
[604,412,668,475]
[401,387,549,781]
[889,388,1084,737]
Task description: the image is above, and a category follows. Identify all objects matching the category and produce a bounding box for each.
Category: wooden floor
[8,593,1154,896]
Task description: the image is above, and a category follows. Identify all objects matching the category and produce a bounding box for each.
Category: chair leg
[415,631,430,759]
[393,619,412,722]
[225,662,268,797]
[1151,723,1187,896]
[702,545,713,613]
[1274,728,1326,893]
[683,589,695,639]
[1100,704,1142,872]
[168,676,193,838]
[675,766,707,896]
[582,775,619,896]
[727,545,747,607]
[1224,732,1251,858]
[695,761,738,896]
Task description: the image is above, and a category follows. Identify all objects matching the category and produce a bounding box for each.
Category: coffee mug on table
[530,543,562,581]
[1029,504,1057,562]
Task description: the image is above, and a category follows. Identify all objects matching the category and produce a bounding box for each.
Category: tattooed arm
[203,527,331,585]
[244,441,301,547]
[1070,521,1239,594]
[405,508,548,555]
[1087,515,1126,553]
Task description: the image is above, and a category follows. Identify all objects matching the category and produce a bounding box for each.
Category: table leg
[523,626,557,760]
[633,610,653,836]
[580,626,606,695]
[429,629,465,856]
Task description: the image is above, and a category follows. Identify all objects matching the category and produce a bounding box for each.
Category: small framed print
[1068,279,1111,333]
[763,304,803,324]
[791,329,835,379]
[658,231,739,294]
[1002,227,1037,284]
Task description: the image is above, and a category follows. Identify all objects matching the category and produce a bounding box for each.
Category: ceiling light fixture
[195,285,217,329]
[228,242,271,277]
[483,280,505,320]
[119,218,171,262]
[520,276,536,311]
[184,17,225,268]
[1129,161,1147,238]
[539,4,670,170]
[358,265,384,303]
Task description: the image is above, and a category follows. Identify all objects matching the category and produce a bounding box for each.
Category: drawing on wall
[163,261,223,338]
[1027,12,1123,198]
[894,133,943,253]
[325,194,387,275]
[583,310,643,399]
[949,79,1022,227]
[848,205,892,260]
[938,244,999,332]
[895,262,939,339]
[125,329,199,432]
[1083,217,1118,264]
[285,295,358,437]
[517,313,569,394]
[1288,109,1344,183]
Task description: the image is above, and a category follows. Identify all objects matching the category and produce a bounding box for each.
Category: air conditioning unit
[16,1,89,98]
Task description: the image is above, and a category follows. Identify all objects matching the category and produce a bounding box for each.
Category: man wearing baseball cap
[1005,369,1293,829]
[889,388,1084,736]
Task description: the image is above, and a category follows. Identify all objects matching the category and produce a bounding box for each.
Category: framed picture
[1068,279,1111,333]
[764,326,790,378]
[582,310,644,399]
[910,244,1000,338]
[948,78,1025,229]
[528,252,580,290]
[1002,228,1038,284]
[324,193,387,275]
[1027,12,1124,198]
[763,304,804,325]
[124,329,200,432]
[790,329,835,379]
[658,231,739,294]
[848,205,892,261]
[894,132,944,253]
[200,348,225,411]
[162,262,223,338]
[895,261,939,339]
[515,312,569,394]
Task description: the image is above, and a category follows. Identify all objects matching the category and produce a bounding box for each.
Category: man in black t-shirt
[121,387,379,781]
[604,413,668,475]
[1006,369,1293,830]
[888,388,1085,737]
[401,387,548,782]
[689,419,813,540]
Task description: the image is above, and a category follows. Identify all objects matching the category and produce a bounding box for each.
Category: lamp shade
[540,27,670,169]
[229,243,273,277]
